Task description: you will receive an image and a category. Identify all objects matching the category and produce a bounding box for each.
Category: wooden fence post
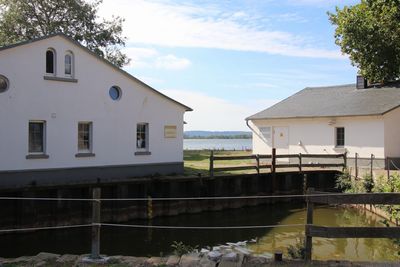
[305,187,314,262]
[299,153,302,173]
[386,157,390,180]
[303,173,308,195]
[91,187,101,259]
[355,153,358,179]
[256,154,260,175]
[272,148,277,192]
[209,150,214,178]
[370,154,374,179]
[271,148,276,174]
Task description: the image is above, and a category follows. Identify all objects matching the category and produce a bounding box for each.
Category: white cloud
[286,0,359,7]
[161,89,278,131]
[273,13,308,23]
[251,83,278,89]
[155,54,191,70]
[99,0,344,59]
[133,75,164,86]
[123,47,158,68]
[122,47,191,70]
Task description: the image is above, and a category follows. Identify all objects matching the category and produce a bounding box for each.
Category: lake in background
[184,139,252,150]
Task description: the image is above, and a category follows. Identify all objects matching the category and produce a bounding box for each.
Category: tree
[0,0,130,67]
[329,0,400,83]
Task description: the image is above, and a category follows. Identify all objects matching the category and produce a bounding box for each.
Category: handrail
[209,149,347,177]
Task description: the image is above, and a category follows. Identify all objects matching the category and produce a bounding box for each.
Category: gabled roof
[0,33,192,112]
[247,83,400,120]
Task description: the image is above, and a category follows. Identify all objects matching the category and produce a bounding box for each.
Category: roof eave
[246,113,388,121]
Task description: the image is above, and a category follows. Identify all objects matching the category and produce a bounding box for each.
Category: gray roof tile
[247,83,400,120]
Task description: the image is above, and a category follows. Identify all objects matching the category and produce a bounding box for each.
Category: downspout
[245,119,269,145]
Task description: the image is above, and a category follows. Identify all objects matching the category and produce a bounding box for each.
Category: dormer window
[46,49,56,74]
[65,52,73,76]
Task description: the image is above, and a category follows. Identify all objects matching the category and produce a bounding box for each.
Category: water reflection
[249,205,400,261]
[0,203,399,261]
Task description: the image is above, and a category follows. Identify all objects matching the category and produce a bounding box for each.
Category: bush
[335,168,352,192]
[362,173,374,193]
[171,241,198,256]
[287,238,305,260]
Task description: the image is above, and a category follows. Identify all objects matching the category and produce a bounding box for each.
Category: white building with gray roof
[0,33,192,188]
[246,81,400,167]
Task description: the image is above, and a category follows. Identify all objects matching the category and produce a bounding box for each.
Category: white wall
[250,116,385,158]
[0,36,187,171]
[384,107,400,158]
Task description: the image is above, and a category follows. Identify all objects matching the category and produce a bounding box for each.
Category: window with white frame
[65,52,73,76]
[335,127,345,147]
[29,121,46,153]
[46,49,56,74]
[78,122,92,152]
[137,123,149,150]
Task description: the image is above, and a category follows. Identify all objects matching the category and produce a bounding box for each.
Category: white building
[0,33,192,188]
[246,81,400,166]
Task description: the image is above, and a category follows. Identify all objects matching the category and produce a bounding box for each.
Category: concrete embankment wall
[0,171,339,230]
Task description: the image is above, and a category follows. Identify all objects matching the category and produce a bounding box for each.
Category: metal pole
[91,187,101,259]
[209,150,214,178]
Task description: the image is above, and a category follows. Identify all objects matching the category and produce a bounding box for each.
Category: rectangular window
[78,122,92,152]
[137,123,149,150]
[164,125,177,138]
[336,127,345,147]
[29,121,45,153]
[65,55,72,75]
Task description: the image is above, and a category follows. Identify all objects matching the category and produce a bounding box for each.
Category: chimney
[356,75,367,89]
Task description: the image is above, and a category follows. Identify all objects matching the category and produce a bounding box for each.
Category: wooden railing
[305,188,400,261]
[209,148,347,177]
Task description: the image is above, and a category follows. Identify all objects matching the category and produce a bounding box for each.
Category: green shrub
[287,238,305,260]
[171,241,198,256]
[335,169,366,193]
[362,173,374,193]
[335,168,352,192]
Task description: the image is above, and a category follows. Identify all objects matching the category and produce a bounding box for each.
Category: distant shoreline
[184,136,252,139]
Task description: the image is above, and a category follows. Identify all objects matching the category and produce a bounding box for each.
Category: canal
[0,202,398,261]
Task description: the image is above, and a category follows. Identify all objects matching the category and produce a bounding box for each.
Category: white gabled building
[246,80,400,167]
[0,33,192,188]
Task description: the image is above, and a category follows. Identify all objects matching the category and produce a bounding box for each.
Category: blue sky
[99,0,360,131]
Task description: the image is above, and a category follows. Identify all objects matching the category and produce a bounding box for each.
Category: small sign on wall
[164,125,177,138]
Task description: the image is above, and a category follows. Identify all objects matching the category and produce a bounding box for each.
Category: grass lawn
[184,150,257,176]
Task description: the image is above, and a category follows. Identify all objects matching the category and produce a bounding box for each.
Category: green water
[249,205,400,261]
[0,203,399,261]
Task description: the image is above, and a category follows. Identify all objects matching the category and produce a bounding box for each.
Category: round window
[109,86,121,100]
[0,75,9,93]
